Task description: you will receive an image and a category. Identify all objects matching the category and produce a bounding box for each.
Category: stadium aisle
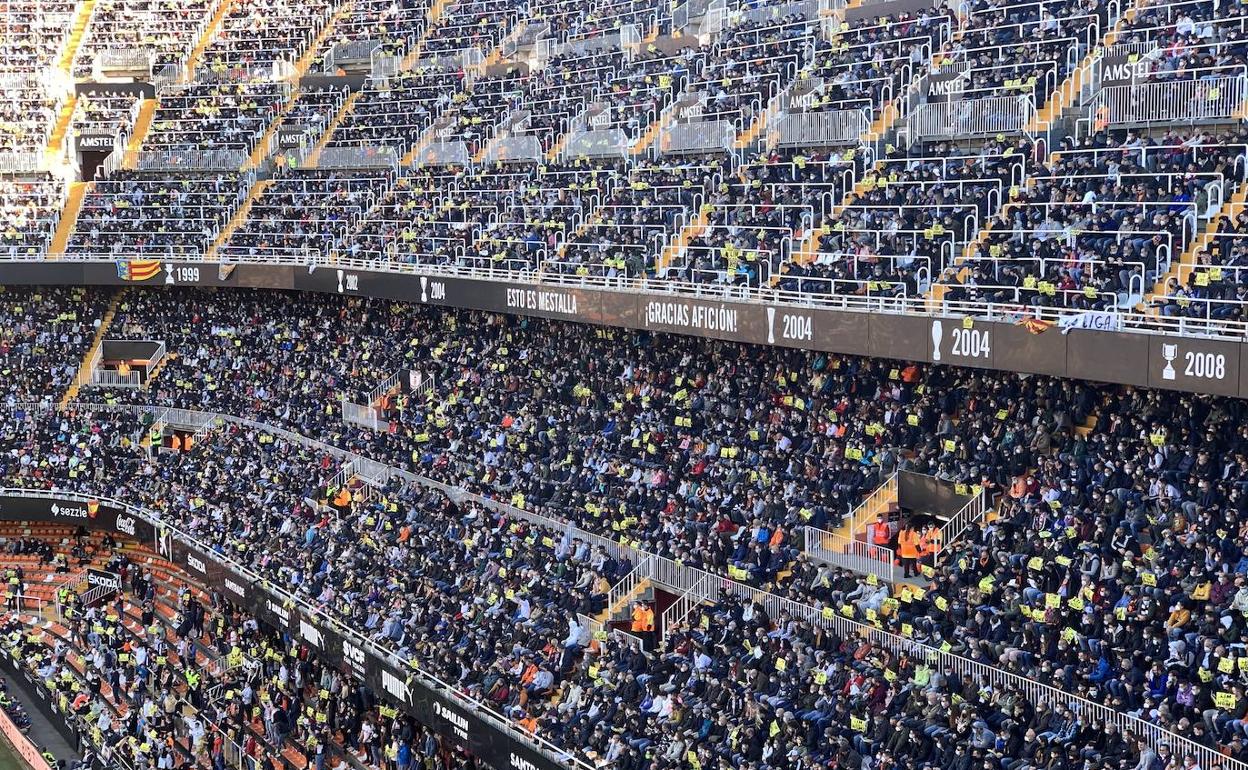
[0,672,79,766]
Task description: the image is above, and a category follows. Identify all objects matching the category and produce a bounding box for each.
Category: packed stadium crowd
[2,0,1246,314]
[6,0,1248,763]
[0,286,1246,770]
[0,286,110,406]
[1,0,1247,326]
[0,526,482,770]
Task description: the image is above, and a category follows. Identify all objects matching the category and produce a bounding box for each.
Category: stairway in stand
[246,89,302,170]
[820,480,900,547]
[630,113,668,156]
[1141,186,1248,312]
[292,4,354,79]
[306,93,361,167]
[54,0,97,73]
[205,180,274,259]
[654,209,709,275]
[142,353,177,390]
[44,96,78,167]
[122,100,158,169]
[546,132,571,161]
[594,579,653,625]
[60,287,126,407]
[182,0,236,81]
[48,182,90,257]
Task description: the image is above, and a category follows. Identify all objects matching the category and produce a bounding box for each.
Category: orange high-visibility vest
[869,521,891,546]
[898,529,920,559]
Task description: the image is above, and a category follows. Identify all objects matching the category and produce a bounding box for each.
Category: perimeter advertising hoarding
[75,133,116,151]
[0,655,78,764]
[282,269,1248,398]
[263,602,565,770]
[2,260,1246,397]
[0,495,156,544]
[86,568,122,602]
[0,691,51,770]
[0,262,293,289]
[0,494,565,770]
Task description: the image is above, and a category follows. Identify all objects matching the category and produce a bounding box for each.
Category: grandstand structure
[0,0,1246,345]
[2,0,1248,768]
[0,284,1243,770]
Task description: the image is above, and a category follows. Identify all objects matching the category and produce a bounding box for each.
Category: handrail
[659,574,716,640]
[936,487,989,558]
[7,252,1248,341]
[802,525,898,582]
[846,471,896,535]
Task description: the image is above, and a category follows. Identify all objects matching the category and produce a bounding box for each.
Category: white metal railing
[325,39,383,73]
[772,108,869,148]
[660,119,735,154]
[572,606,646,649]
[90,368,143,388]
[341,397,387,431]
[316,145,399,169]
[802,525,898,582]
[936,487,990,559]
[328,457,360,491]
[908,95,1036,140]
[0,152,46,173]
[2,594,52,613]
[659,573,717,640]
[80,582,117,606]
[366,370,404,405]
[13,251,1248,340]
[846,471,897,536]
[1090,74,1248,127]
[135,148,249,171]
[605,553,654,611]
[76,343,103,389]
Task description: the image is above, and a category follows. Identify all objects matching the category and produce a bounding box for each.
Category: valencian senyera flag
[116,259,162,281]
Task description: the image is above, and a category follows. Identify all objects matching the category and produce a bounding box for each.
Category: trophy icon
[931,320,943,361]
[336,269,345,293]
[420,276,428,303]
[766,307,776,344]
[1161,343,1178,380]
